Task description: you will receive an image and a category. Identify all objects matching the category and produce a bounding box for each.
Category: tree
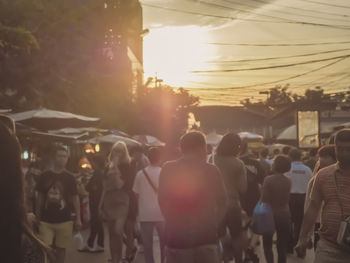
[0,0,138,129]
[132,84,200,142]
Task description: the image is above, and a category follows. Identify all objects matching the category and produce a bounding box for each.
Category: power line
[219,0,350,23]
[205,40,350,47]
[192,54,350,73]
[141,3,305,24]
[247,0,350,19]
[205,48,350,64]
[296,0,350,10]
[195,0,350,30]
[291,73,350,90]
[142,2,350,30]
[224,56,350,90]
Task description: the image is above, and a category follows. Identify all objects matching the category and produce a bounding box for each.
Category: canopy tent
[9,108,100,130]
[48,127,107,134]
[89,134,141,148]
[206,132,223,146]
[133,135,165,147]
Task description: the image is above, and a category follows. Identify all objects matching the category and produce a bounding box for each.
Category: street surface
[66,229,315,263]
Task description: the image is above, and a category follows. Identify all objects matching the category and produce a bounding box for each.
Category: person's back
[287,161,312,194]
[262,173,291,215]
[261,155,292,263]
[158,131,227,263]
[160,157,225,248]
[214,155,246,206]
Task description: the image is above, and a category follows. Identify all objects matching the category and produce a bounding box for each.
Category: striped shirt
[311,163,350,244]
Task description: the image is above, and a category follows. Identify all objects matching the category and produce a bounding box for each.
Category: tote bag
[251,201,275,235]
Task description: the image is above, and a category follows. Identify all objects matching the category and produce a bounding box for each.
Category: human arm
[213,166,228,223]
[295,174,323,257]
[35,192,44,221]
[72,195,82,230]
[69,174,82,229]
[237,161,248,195]
[260,178,270,204]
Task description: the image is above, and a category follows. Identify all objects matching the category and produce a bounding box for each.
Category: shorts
[39,221,73,249]
[218,205,243,238]
[102,190,129,221]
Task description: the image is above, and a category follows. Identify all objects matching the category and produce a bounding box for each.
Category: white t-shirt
[133,165,164,222]
[286,161,312,194]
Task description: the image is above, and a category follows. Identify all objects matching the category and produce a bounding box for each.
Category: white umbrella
[9,108,99,130]
[206,132,223,146]
[49,127,107,134]
[133,135,165,147]
[238,132,263,140]
[89,134,141,147]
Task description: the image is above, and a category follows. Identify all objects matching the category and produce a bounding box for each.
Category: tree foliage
[242,84,350,113]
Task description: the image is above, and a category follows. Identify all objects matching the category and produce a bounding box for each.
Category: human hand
[27,213,38,229]
[295,238,308,258]
[75,218,82,231]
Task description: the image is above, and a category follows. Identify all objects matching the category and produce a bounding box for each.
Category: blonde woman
[99,142,133,263]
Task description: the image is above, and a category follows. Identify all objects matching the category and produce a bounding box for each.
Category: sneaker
[95,245,105,253]
[78,245,94,252]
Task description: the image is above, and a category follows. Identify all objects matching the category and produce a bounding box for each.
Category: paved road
[66,229,315,263]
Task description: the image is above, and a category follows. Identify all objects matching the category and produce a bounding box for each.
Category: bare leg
[108,218,126,263]
[53,248,66,263]
[124,219,136,258]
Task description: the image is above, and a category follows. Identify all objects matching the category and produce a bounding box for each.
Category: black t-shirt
[36,170,77,223]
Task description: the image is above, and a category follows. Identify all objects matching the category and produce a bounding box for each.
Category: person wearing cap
[296,129,350,262]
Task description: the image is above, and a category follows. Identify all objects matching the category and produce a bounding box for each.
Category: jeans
[140,221,165,263]
[314,239,350,263]
[263,215,291,263]
[165,244,220,263]
[87,214,104,248]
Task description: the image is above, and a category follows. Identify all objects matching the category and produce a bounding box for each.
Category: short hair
[52,145,68,157]
[180,131,206,154]
[335,129,350,145]
[216,133,241,156]
[260,147,269,158]
[289,148,301,161]
[148,147,161,165]
[282,146,291,155]
[309,148,318,157]
[273,155,291,174]
[318,145,336,160]
[273,148,280,155]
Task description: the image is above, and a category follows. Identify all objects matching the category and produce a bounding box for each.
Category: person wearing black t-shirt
[36,146,81,263]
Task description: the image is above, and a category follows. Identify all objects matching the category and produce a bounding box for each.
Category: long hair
[216,133,242,157]
[108,141,131,167]
[0,122,26,263]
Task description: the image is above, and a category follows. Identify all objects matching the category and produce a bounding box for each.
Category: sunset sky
[141,0,350,105]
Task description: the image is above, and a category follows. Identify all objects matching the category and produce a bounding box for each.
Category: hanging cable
[205,48,350,64]
[192,54,350,73]
[219,0,350,23]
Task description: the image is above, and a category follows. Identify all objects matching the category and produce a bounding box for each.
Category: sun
[143,25,214,87]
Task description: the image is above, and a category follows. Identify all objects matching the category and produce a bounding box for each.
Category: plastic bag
[251,201,275,235]
[73,232,84,250]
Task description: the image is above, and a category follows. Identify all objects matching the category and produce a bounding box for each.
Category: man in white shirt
[286,148,312,248]
[133,147,164,263]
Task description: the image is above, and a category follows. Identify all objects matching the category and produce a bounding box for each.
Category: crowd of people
[1,118,350,263]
